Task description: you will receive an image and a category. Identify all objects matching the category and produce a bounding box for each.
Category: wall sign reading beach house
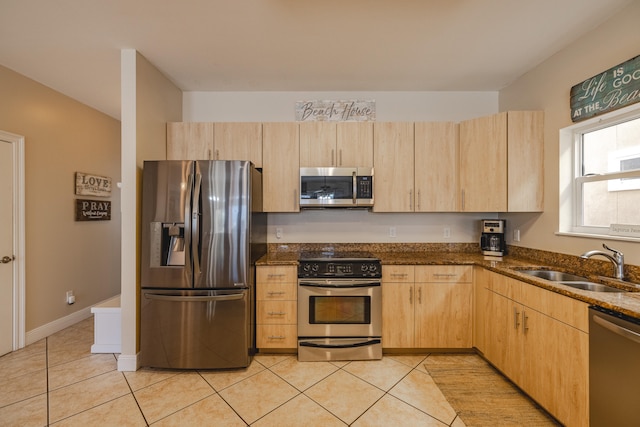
[570,55,640,122]
[295,100,376,122]
[75,199,111,221]
[75,172,112,197]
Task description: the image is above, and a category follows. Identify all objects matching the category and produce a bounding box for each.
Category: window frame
[558,103,640,241]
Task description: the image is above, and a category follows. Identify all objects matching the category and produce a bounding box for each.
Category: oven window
[300,176,354,200]
[309,296,371,324]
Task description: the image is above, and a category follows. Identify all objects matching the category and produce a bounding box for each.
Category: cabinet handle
[433,273,458,278]
[215,149,220,160]
[208,149,213,160]
[267,274,286,278]
[331,149,335,166]
[267,311,286,316]
[339,149,343,166]
[523,310,529,332]
[267,290,286,296]
[418,287,422,304]
[409,190,413,210]
[409,288,413,304]
[390,273,408,278]
[268,335,286,340]
[513,306,520,330]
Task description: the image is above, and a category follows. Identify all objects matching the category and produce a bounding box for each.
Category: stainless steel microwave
[300,167,374,208]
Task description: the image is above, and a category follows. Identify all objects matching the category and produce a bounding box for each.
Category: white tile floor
[0,317,555,426]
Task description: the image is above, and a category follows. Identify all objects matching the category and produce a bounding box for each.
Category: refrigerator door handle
[192,172,202,276]
[184,172,194,279]
[143,292,245,302]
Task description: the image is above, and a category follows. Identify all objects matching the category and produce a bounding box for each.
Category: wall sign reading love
[570,55,640,122]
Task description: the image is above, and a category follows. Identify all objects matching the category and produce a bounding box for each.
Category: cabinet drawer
[257,301,297,324]
[415,265,472,283]
[256,324,297,349]
[256,282,297,300]
[257,265,297,284]
[382,265,414,282]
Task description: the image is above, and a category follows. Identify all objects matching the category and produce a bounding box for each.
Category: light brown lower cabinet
[382,265,472,349]
[256,265,297,350]
[480,270,589,427]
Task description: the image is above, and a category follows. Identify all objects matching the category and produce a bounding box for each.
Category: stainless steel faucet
[580,243,625,280]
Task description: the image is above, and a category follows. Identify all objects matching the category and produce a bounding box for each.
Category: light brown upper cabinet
[166,122,262,167]
[459,111,543,212]
[459,113,508,212]
[414,122,459,212]
[507,111,544,212]
[167,122,213,160]
[213,122,263,167]
[300,121,373,167]
[262,122,300,212]
[373,122,415,212]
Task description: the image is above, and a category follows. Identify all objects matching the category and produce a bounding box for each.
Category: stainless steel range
[297,253,382,362]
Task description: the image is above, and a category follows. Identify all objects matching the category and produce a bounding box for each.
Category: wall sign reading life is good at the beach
[570,55,640,122]
[295,100,376,122]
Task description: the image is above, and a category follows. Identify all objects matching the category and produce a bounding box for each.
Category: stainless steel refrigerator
[140,160,266,369]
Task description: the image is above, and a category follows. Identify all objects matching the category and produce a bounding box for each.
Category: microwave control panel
[356,176,373,198]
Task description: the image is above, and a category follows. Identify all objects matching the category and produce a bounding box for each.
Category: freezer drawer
[140,289,253,369]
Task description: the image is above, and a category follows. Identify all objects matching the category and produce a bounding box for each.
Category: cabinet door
[299,122,337,167]
[262,123,300,212]
[507,111,544,212]
[473,267,488,352]
[382,282,415,348]
[414,282,472,348]
[459,113,507,211]
[213,122,263,167]
[414,122,459,212]
[373,122,415,212]
[337,122,374,167]
[166,122,213,160]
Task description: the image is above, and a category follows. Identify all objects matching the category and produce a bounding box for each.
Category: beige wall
[0,65,121,332]
[499,1,640,265]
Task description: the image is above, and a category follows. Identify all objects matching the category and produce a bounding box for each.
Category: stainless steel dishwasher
[589,306,640,426]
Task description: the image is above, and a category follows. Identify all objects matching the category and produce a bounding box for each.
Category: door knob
[1,256,15,264]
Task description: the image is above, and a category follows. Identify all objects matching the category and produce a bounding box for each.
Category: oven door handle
[299,339,381,349]
[298,282,381,288]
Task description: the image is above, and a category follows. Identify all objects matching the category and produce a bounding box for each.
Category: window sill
[555,231,640,243]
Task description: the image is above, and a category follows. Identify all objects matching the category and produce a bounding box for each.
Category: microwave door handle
[352,171,357,205]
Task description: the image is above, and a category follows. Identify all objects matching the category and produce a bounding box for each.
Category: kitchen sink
[518,269,627,293]
[518,270,589,282]
[558,281,627,293]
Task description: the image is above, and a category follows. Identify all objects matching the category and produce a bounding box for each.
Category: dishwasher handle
[593,314,640,345]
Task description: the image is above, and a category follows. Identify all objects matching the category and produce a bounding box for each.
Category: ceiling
[0,0,633,120]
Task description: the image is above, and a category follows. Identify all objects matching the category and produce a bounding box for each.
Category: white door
[0,139,14,356]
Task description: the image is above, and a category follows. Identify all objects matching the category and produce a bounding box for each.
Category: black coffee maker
[480,219,507,256]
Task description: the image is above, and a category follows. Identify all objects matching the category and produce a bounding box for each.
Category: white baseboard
[25,295,122,345]
[117,353,139,372]
[26,306,93,345]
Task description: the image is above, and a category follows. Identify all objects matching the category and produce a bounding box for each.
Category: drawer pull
[267,274,286,278]
[390,273,408,278]
[268,335,286,339]
[267,311,286,316]
[267,291,286,296]
[433,273,458,277]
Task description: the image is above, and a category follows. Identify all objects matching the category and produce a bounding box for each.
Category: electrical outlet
[66,290,75,305]
[276,227,283,239]
[514,229,521,242]
[443,227,451,238]
[389,227,397,238]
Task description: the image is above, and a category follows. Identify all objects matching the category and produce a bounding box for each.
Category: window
[559,105,640,240]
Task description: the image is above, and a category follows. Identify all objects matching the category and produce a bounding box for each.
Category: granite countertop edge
[256,251,640,320]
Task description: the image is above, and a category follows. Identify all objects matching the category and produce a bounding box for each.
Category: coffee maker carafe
[480,219,507,256]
